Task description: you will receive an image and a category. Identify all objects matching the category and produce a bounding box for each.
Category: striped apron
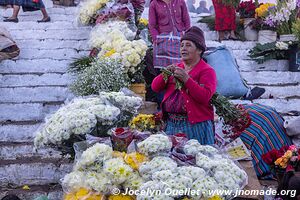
[240,104,292,179]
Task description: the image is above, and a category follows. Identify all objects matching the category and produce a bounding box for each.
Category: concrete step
[0,160,72,186]
[241,71,300,86]
[0,21,89,31]
[0,13,78,22]
[0,87,71,103]
[0,59,70,74]
[17,49,88,60]
[206,41,257,50]
[15,39,89,51]
[0,185,63,200]
[237,59,289,72]
[260,85,300,99]
[0,143,62,160]
[0,103,62,122]
[0,123,41,142]
[0,74,72,87]
[0,6,79,16]
[10,29,89,40]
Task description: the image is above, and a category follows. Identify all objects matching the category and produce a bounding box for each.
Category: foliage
[292,18,300,42]
[249,41,291,64]
[70,58,130,96]
[219,0,240,8]
[68,56,94,73]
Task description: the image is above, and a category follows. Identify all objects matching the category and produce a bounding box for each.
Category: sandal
[228,36,239,40]
[37,17,51,23]
[3,18,18,23]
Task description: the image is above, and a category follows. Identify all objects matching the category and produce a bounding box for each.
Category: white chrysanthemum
[137,134,172,155]
[75,143,113,170]
[192,177,218,198]
[85,171,114,193]
[61,171,86,192]
[152,170,175,181]
[103,158,134,184]
[123,172,145,191]
[177,166,207,181]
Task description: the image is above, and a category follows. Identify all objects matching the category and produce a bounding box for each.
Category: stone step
[0,74,72,87]
[232,99,300,114]
[204,31,218,41]
[0,21,88,31]
[0,103,62,122]
[240,71,300,85]
[0,13,78,23]
[237,59,289,72]
[206,41,257,50]
[10,29,89,40]
[0,123,41,142]
[0,143,62,160]
[0,185,63,200]
[15,39,90,51]
[0,59,70,74]
[0,6,78,16]
[17,49,88,60]
[260,85,300,99]
[0,161,72,186]
[0,87,71,103]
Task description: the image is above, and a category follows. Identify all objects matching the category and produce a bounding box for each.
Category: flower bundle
[263,145,300,171]
[70,58,130,96]
[251,3,276,31]
[255,3,275,18]
[264,0,298,34]
[129,114,157,132]
[78,0,110,25]
[137,134,172,156]
[237,0,257,19]
[249,41,292,64]
[34,97,120,149]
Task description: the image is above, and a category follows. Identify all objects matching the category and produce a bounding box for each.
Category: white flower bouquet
[78,0,110,25]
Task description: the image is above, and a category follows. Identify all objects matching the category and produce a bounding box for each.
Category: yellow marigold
[76,188,90,199]
[139,18,148,26]
[129,114,155,131]
[104,49,116,57]
[283,150,293,159]
[124,152,148,170]
[275,157,283,166]
[64,193,77,200]
[85,193,105,200]
[208,195,223,200]
[112,151,126,159]
[108,194,135,200]
[255,3,275,18]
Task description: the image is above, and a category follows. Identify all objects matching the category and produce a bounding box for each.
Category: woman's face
[180,40,202,62]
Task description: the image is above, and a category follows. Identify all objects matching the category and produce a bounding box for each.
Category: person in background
[148,0,190,106]
[212,0,238,41]
[196,0,210,14]
[1,0,50,23]
[209,5,214,14]
[186,0,196,13]
[152,26,217,144]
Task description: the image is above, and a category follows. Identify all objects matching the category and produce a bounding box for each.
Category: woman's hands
[174,67,190,84]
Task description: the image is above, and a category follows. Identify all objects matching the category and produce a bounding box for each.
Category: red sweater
[152,59,217,124]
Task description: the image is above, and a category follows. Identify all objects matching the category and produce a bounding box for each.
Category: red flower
[262,149,280,165]
[170,133,188,147]
[115,127,125,135]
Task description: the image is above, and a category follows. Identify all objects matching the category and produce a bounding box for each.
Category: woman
[212,0,238,41]
[2,0,50,23]
[148,0,190,68]
[151,26,217,144]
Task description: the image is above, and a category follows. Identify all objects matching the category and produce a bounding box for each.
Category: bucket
[289,44,300,72]
[279,34,297,42]
[244,18,258,41]
[258,30,277,44]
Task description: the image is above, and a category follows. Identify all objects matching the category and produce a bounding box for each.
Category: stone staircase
[0,4,300,199]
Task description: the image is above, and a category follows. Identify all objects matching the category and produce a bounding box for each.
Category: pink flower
[290,156,298,162]
[288,145,297,152]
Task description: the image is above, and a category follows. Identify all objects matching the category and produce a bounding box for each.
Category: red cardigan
[152,59,217,124]
[148,0,191,41]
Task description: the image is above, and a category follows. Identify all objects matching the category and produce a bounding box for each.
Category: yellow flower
[85,193,105,200]
[104,49,116,57]
[112,151,126,159]
[275,157,283,166]
[64,193,77,200]
[139,18,148,26]
[208,195,223,200]
[124,152,148,170]
[108,194,135,200]
[22,185,30,190]
[283,150,293,159]
[76,188,90,199]
[129,114,155,131]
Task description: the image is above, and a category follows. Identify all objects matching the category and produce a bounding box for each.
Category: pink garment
[148,0,191,41]
[152,59,217,124]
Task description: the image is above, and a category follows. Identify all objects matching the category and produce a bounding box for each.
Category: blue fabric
[203,46,249,98]
[165,119,215,145]
[239,104,292,179]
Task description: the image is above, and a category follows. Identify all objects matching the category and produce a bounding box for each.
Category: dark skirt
[0,0,45,11]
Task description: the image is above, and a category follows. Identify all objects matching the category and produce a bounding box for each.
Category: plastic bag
[110,127,134,152]
[96,2,135,24]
